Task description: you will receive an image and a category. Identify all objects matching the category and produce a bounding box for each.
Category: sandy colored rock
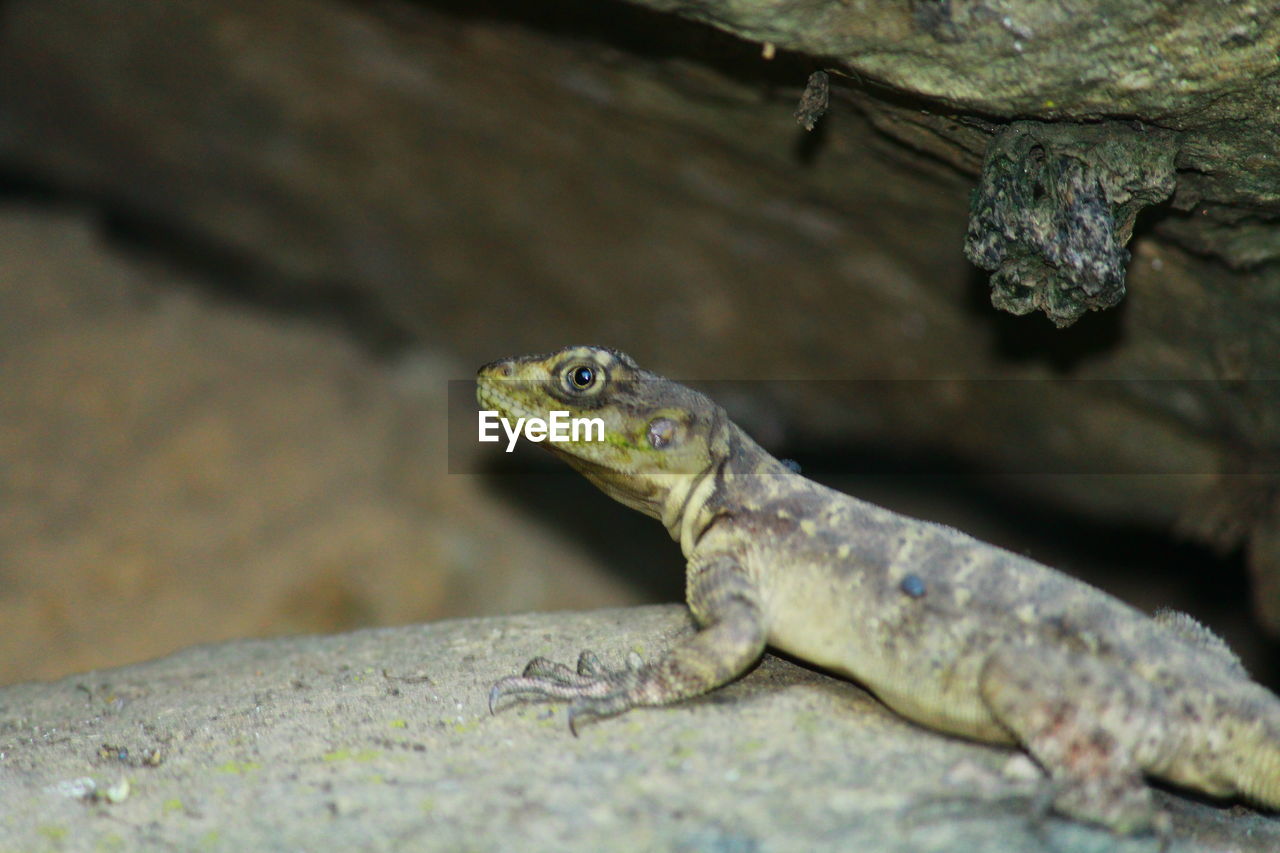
[0,206,642,684]
[2,606,1277,851]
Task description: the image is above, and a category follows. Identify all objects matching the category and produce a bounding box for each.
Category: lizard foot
[489,650,646,734]
[1048,776,1167,837]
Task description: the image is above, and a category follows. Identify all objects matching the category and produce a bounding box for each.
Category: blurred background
[1,0,1278,687]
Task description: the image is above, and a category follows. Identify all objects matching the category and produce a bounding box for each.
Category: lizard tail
[1222,704,1280,809]
[1240,738,1280,808]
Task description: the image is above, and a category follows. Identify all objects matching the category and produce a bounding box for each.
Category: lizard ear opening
[646,417,680,449]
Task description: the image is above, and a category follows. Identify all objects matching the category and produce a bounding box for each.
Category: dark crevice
[964,265,1129,371]
[0,168,417,359]
[98,206,418,358]
[374,0,811,87]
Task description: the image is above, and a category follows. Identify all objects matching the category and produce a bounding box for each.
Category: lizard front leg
[489,555,766,732]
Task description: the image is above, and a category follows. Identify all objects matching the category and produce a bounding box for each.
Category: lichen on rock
[965,122,1177,327]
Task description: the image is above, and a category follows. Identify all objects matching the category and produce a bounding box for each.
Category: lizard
[477,344,1280,835]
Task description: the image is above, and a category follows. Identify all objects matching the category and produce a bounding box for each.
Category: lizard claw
[566,703,587,738]
[487,681,513,715]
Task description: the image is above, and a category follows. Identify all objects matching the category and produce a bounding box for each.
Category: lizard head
[476,345,726,522]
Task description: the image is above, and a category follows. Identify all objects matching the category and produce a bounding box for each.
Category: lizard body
[478,345,1280,834]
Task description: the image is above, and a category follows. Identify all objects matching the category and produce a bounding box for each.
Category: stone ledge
[1,606,1275,852]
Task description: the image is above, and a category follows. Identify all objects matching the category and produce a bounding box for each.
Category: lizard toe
[521,656,580,682]
[566,690,641,736]
[487,673,583,712]
[489,652,641,716]
[576,650,608,677]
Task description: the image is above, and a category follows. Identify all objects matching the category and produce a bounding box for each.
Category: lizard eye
[564,363,602,392]
[647,417,678,449]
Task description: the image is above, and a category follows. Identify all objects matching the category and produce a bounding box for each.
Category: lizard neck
[661,460,722,556]
[660,421,778,557]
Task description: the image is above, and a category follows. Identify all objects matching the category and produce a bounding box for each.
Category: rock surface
[630,0,1280,272]
[2,606,1277,852]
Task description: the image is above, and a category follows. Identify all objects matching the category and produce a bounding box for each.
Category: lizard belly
[821,655,1014,745]
[763,567,1014,745]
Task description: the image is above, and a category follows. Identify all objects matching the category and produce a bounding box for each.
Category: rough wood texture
[0,0,1276,625]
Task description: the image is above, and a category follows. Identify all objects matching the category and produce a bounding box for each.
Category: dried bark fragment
[794,70,829,131]
[964,122,1177,326]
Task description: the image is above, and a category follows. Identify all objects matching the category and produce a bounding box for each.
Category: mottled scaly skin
[478,345,1280,835]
